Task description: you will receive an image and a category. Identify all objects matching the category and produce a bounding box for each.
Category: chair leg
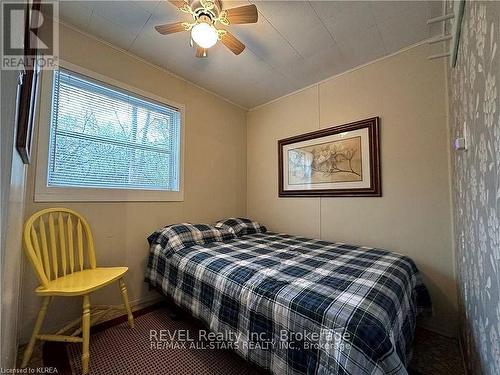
[21,296,51,368]
[82,295,91,375]
[118,278,134,328]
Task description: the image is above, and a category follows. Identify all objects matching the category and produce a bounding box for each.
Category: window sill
[34,187,184,202]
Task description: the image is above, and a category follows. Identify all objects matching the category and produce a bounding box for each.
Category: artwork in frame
[278,117,381,197]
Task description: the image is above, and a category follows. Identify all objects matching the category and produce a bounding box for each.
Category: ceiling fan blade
[225,4,258,24]
[168,0,187,9]
[195,46,208,58]
[155,22,185,35]
[221,31,245,55]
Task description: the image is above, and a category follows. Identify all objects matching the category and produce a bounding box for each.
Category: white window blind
[47,69,181,191]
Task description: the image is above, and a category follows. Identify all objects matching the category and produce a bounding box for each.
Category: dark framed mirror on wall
[15,0,42,164]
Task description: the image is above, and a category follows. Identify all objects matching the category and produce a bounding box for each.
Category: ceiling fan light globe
[191,22,218,49]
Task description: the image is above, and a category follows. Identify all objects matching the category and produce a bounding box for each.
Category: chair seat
[35,267,128,296]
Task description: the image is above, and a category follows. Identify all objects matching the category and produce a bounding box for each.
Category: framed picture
[278,117,381,197]
[15,0,42,164]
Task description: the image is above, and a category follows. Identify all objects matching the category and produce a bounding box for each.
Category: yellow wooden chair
[21,208,134,374]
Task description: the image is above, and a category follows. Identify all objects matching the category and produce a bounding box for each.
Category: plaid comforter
[145,232,431,375]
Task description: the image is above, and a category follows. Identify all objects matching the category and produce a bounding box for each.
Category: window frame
[34,61,185,202]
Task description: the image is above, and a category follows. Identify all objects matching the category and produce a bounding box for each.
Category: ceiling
[59,1,444,109]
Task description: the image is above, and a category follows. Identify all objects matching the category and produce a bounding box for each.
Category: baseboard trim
[128,294,164,313]
[417,321,457,339]
[83,293,165,334]
[457,334,468,374]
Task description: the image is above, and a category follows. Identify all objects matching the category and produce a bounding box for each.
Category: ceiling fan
[155,0,258,58]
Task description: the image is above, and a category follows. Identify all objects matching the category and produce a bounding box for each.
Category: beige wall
[20,25,247,342]
[247,44,457,336]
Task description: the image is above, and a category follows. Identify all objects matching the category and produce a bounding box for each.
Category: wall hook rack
[426,0,465,67]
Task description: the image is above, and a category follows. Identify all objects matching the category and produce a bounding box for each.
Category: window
[35,65,184,202]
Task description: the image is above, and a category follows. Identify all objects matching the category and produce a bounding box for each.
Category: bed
[145,223,431,375]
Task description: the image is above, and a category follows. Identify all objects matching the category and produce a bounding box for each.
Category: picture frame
[278,117,381,197]
[15,0,42,164]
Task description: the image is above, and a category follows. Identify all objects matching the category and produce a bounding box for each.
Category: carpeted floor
[42,304,464,375]
[410,327,465,375]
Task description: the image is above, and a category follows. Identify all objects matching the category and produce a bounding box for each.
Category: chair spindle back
[24,208,96,287]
